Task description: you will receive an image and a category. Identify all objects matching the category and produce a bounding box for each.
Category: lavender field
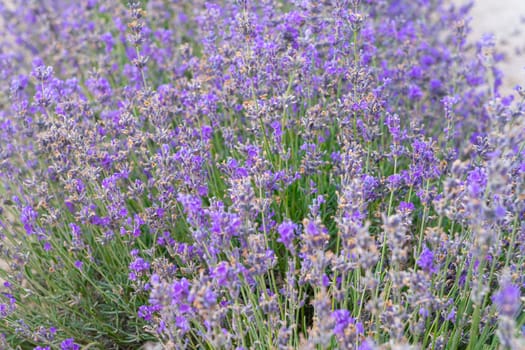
[0,1,524,349]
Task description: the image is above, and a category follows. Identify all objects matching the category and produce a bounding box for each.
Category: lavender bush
[0,0,523,349]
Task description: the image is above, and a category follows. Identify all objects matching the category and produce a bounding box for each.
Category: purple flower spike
[492,283,521,317]
[332,309,354,337]
[277,220,298,252]
[60,339,80,350]
[417,247,437,275]
[74,260,83,270]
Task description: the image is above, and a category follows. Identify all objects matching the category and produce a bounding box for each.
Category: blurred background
[1,0,524,95]
[459,0,525,96]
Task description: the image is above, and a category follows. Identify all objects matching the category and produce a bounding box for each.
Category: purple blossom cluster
[0,0,523,349]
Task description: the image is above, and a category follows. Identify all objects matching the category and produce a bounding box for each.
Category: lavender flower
[0,0,522,348]
[277,219,298,253]
[60,338,80,350]
[493,283,521,317]
[417,247,437,275]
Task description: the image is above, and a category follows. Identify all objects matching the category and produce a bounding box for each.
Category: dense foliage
[0,0,523,349]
